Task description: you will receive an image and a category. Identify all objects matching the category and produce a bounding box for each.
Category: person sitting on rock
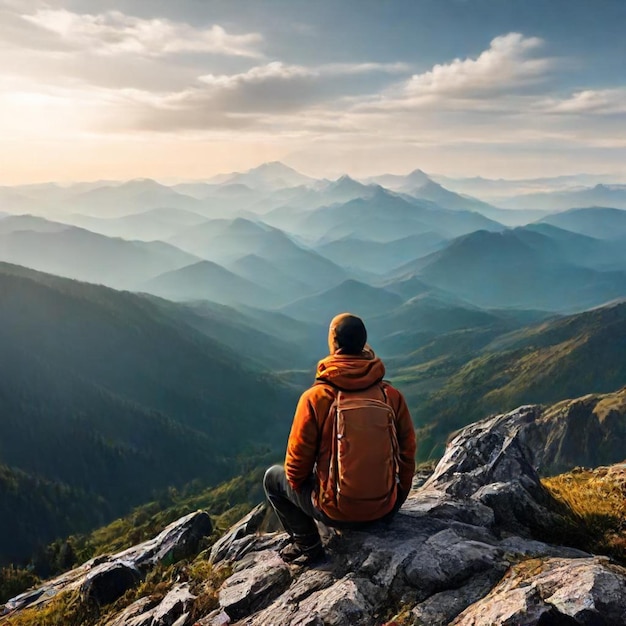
[264,312,417,563]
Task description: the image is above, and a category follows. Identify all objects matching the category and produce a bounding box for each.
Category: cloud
[197,61,410,88]
[20,8,264,58]
[111,61,413,131]
[355,33,554,115]
[541,88,626,115]
[406,33,549,97]
[1,7,623,182]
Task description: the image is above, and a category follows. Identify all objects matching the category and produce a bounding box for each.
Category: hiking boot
[279,537,326,564]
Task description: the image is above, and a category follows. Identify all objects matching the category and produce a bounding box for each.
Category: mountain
[396,228,626,312]
[65,179,202,217]
[164,300,312,370]
[432,172,622,200]
[280,279,404,323]
[409,300,626,459]
[272,188,504,244]
[367,170,510,222]
[320,175,376,203]
[169,217,350,294]
[538,206,626,240]
[406,182,548,226]
[0,464,107,566]
[252,177,378,220]
[226,254,311,302]
[171,182,221,199]
[0,214,70,234]
[523,222,626,271]
[367,167,432,189]
[141,260,273,307]
[212,162,317,190]
[404,179,497,213]
[0,262,297,562]
[0,224,200,289]
[316,231,448,275]
[370,294,504,341]
[169,217,282,261]
[64,207,208,241]
[0,188,47,214]
[523,387,626,475]
[499,184,626,211]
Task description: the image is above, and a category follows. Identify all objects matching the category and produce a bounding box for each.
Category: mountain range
[498,184,626,211]
[2,160,626,569]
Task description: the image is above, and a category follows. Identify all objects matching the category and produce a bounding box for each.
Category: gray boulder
[2,511,211,615]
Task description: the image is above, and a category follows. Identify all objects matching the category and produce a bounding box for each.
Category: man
[264,313,416,563]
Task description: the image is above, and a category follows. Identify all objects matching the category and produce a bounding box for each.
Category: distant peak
[249,161,301,174]
[329,175,363,188]
[406,169,433,185]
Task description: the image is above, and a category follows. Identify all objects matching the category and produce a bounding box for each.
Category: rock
[194,609,231,625]
[80,560,141,605]
[4,511,212,614]
[218,551,291,620]
[410,570,504,626]
[120,511,213,569]
[295,577,383,626]
[521,389,626,475]
[402,528,506,594]
[104,597,156,626]
[210,504,275,564]
[152,584,196,626]
[453,557,626,626]
[102,584,196,626]
[422,406,572,537]
[402,488,494,527]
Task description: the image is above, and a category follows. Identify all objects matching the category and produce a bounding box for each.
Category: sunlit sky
[1,0,625,184]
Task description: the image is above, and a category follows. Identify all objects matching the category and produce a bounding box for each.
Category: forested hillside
[0,263,298,565]
[405,302,626,458]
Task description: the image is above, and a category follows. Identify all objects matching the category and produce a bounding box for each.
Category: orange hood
[315,348,385,391]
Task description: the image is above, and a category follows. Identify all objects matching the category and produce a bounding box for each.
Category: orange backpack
[319,383,400,522]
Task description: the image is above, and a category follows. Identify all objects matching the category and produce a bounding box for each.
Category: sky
[1,0,625,183]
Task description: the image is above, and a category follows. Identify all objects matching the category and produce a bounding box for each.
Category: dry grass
[0,590,99,626]
[542,464,626,563]
[1,558,233,626]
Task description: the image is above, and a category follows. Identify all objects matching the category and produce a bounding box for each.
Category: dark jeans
[263,465,327,539]
[263,464,404,540]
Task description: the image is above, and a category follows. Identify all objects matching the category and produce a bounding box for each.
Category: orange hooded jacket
[284,349,417,522]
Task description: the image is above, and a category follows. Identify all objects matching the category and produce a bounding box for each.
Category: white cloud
[197,61,410,88]
[1,9,624,182]
[354,33,554,116]
[198,62,312,88]
[405,33,548,97]
[540,88,626,115]
[115,61,413,131]
[21,8,264,58]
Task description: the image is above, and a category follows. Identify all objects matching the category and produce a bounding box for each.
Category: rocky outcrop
[453,557,626,626]
[3,403,625,625]
[1,511,212,616]
[203,405,626,625]
[520,387,626,475]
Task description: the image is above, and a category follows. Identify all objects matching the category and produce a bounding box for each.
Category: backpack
[319,383,400,521]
